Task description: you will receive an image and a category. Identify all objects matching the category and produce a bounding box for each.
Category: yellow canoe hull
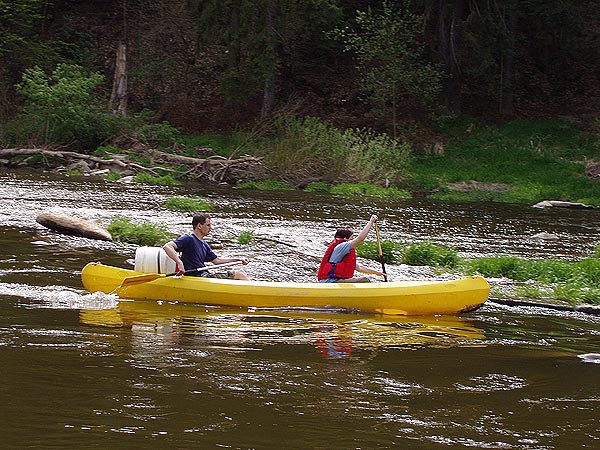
[81,262,490,316]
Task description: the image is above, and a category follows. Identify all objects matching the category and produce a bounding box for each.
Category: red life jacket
[317,238,357,280]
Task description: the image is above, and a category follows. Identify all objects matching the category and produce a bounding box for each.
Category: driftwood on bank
[36,212,113,241]
[0,147,265,183]
[147,149,263,182]
[0,147,158,174]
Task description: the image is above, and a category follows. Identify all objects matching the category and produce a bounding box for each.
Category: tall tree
[334,1,442,136]
[197,0,341,121]
[436,0,465,115]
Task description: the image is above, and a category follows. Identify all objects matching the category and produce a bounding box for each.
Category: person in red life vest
[318,215,387,283]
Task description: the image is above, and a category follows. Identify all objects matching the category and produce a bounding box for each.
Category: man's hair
[334,228,353,239]
[192,213,211,228]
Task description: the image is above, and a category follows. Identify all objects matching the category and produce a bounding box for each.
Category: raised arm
[349,215,378,248]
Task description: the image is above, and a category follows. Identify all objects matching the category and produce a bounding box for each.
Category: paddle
[373,221,388,282]
[119,261,244,288]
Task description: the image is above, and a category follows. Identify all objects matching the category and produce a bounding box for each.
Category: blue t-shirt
[328,241,352,263]
[172,233,217,275]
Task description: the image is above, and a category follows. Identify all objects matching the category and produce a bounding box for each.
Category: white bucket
[134,246,177,274]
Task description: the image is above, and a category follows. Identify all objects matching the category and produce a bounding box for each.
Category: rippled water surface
[1,170,599,448]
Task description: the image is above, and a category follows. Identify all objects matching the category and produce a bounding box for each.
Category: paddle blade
[119,273,162,288]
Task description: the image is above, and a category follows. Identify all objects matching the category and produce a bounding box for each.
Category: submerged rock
[36,212,112,241]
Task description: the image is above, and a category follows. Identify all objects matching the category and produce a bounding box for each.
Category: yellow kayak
[81,262,490,316]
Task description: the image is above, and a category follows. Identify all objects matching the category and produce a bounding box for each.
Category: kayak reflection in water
[318,214,386,283]
[163,213,250,280]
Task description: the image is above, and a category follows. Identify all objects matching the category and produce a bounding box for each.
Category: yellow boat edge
[81,262,490,316]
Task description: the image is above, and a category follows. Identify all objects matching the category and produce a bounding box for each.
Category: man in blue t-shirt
[163,213,250,280]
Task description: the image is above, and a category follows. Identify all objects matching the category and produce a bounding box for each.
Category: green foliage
[0,0,55,82]
[356,240,398,264]
[104,172,122,181]
[237,230,255,245]
[330,183,411,199]
[134,172,182,186]
[464,256,600,288]
[235,179,295,191]
[412,119,600,206]
[332,1,442,131]
[304,182,331,193]
[163,197,213,212]
[400,241,459,268]
[259,116,412,185]
[107,218,173,246]
[515,284,546,300]
[178,133,254,157]
[138,122,182,149]
[14,64,118,149]
[198,0,341,107]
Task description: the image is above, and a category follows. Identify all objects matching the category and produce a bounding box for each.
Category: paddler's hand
[176,260,185,275]
[370,214,378,223]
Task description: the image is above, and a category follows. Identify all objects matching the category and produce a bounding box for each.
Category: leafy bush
[258,116,412,185]
[304,182,331,193]
[138,122,182,148]
[164,197,213,212]
[356,240,398,264]
[104,172,122,181]
[237,230,255,245]
[134,172,182,186]
[464,255,600,288]
[14,64,119,149]
[107,218,173,246]
[400,241,459,267]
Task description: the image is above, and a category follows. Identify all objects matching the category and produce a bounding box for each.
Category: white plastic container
[134,246,177,274]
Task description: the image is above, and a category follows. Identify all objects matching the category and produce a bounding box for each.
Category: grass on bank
[408,118,600,205]
[357,240,600,305]
[107,218,173,246]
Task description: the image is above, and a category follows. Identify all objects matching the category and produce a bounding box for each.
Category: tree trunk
[438,0,465,115]
[109,42,128,115]
[260,0,277,120]
[501,2,518,115]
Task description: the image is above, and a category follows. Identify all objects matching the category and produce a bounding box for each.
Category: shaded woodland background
[2,0,600,136]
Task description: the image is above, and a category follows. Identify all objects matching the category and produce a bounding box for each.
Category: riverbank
[3,117,598,207]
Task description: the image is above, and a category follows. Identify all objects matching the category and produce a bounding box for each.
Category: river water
[1,170,599,448]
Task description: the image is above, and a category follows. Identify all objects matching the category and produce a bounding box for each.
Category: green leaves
[332,1,442,127]
[15,64,118,148]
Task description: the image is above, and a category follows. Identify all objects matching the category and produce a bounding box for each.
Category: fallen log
[36,212,112,241]
[147,149,264,182]
[0,147,265,183]
[0,147,162,175]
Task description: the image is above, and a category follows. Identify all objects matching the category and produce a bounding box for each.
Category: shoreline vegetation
[1,64,597,205]
[2,116,599,206]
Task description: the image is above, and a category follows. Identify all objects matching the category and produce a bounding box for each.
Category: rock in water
[578,353,600,364]
[531,232,559,241]
[36,212,112,241]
